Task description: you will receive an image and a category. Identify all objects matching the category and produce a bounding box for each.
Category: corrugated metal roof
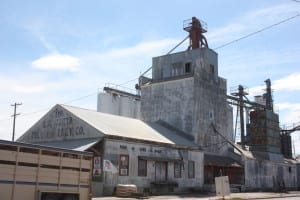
[0,139,94,155]
[60,104,197,148]
[35,138,101,151]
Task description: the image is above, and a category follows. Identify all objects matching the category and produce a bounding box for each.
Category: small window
[185,63,191,73]
[139,147,146,152]
[188,161,195,178]
[174,162,182,178]
[154,149,162,153]
[210,64,215,73]
[138,159,147,176]
[119,155,129,176]
[209,110,214,121]
[288,166,292,173]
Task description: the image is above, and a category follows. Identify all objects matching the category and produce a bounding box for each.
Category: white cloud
[276,102,300,111]
[245,4,300,22]
[0,76,45,94]
[249,73,300,96]
[32,53,80,71]
[248,85,265,96]
[12,85,45,94]
[293,139,300,156]
[273,73,300,91]
[276,102,300,123]
[83,38,178,61]
[80,38,179,84]
[208,3,300,47]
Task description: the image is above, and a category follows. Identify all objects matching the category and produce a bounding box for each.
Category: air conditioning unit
[120,169,128,175]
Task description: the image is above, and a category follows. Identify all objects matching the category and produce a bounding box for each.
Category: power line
[63,92,97,104]
[214,13,300,50]
[1,13,299,123]
[0,92,98,123]
[118,13,300,87]
[116,77,139,87]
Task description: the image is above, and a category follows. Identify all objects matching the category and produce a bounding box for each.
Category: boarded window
[185,62,191,73]
[209,110,214,120]
[119,155,129,176]
[188,161,195,178]
[210,64,215,73]
[174,162,181,178]
[172,62,182,76]
[138,159,147,176]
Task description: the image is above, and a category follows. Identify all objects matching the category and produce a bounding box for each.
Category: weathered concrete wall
[102,139,203,195]
[18,105,102,143]
[97,93,141,119]
[152,49,218,81]
[142,78,194,136]
[244,158,297,191]
[192,54,231,154]
[297,163,300,189]
[141,48,233,154]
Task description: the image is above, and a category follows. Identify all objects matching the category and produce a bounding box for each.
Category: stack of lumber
[116,184,137,197]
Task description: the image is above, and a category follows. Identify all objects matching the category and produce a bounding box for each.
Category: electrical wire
[1,12,299,123]
[0,92,98,122]
[63,92,97,104]
[116,77,139,87]
[214,13,300,50]
[118,12,300,88]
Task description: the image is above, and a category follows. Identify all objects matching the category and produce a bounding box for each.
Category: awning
[204,154,242,168]
[35,138,102,152]
[138,155,183,163]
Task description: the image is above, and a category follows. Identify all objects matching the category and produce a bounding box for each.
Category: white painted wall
[102,139,203,194]
[244,158,297,190]
[97,93,141,119]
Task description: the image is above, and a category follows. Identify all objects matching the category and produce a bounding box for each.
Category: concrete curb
[211,193,300,200]
[93,192,300,200]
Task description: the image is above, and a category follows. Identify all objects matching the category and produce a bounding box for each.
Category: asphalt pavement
[93,191,300,200]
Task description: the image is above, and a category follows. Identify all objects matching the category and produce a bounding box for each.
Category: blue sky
[1,0,300,153]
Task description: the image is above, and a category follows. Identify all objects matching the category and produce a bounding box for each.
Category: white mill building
[17,17,299,196]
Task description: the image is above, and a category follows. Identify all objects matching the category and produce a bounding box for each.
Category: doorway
[155,161,167,182]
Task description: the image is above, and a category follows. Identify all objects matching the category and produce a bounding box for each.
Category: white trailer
[0,139,93,200]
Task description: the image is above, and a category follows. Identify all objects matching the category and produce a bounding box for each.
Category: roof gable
[18,104,104,143]
[19,104,198,148]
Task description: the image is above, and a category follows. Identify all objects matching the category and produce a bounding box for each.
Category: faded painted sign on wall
[93,156,102,176]
[103,160,118,174]
[19,105,102,143]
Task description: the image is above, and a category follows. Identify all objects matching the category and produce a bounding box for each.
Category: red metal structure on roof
[183,16,208,49]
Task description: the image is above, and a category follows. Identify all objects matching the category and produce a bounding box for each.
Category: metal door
[155,161,167,182]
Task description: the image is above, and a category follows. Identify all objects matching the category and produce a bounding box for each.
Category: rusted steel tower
[183,16,208,49]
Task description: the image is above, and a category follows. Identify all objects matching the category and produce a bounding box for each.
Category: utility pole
[229,85,249,149]
[11,102,22,142]
[238,85,245,149]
